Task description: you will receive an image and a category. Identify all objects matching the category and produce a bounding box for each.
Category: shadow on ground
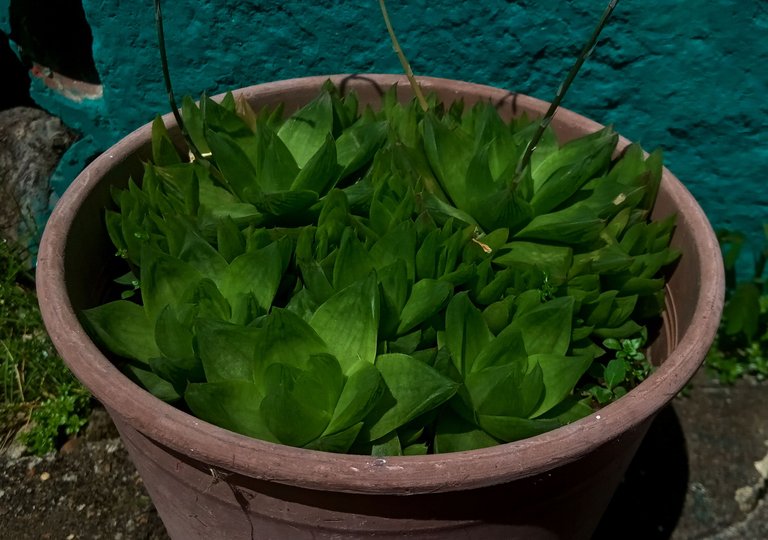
[594,405,689,539]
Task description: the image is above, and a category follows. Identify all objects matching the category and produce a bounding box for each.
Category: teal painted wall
[6,1,768,255]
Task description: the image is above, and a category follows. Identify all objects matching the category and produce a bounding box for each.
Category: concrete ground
[1,368,765,539]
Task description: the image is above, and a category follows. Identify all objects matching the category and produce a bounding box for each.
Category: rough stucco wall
[16,0,768,252]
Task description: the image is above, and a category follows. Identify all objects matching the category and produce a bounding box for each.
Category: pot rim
[36,74,724,494]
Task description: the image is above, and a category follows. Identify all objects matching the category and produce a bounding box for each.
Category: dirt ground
[0,409,167,540]
[1,369,766,540]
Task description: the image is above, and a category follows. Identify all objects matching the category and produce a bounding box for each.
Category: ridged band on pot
[36,75,724,537]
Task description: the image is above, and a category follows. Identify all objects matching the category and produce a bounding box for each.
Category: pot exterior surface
[37,75,725,539]
[111,410,651,539]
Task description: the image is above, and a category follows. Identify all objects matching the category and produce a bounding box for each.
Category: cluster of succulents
[83,82,678,454]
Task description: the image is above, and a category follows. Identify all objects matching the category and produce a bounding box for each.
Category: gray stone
[0,107,76,259]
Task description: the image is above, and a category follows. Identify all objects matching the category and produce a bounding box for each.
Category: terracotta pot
[37,75,724,539]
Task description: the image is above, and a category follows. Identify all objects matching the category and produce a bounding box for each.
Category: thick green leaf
[195,319,260,382]
[481,298,513,335]
[310,273,379,374]
[305,422,363,453]
[422,192,478,227]
[202,94,252,136]
[240,124,300,193]
[371,431,403,456]
[151,116,181,166]
[423,114,474,206]
[219,241,286,314]
[397,279,453,335]
[369,221,417,282]
[185,381,276,442]
[183,278,231,322]
[82,300,160,364]
[515,205,604,246]
[216,216,245,263]
[477,414,560,443]
[176,222,229,281]
[256,190,319,218]
[125,363,180,402]
[466,362,544,418]
[445,292,493,376]
[148,354,204,396]
[531,128,615,191]
[205,129,263,203]
[181,96,211,154]
[256,309,330,387]
[433,409,499,453]
[325,362,384,435]
[291,134,340,194]
[261,355,342,447]
[509,296,574,356]
[336,121,387,177]
[278,90,334,167]
[366,353,458,441]
[377,259,409,339]
[332,228,374,291]
[494,242,573,285]
[530,129,617,214]
[471,324,528,373]
[527,354,593,417]
[154,305,194,359]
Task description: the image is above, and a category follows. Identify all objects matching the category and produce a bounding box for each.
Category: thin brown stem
[154,0,204,161]
[515,0,620,180]
[379,0,429,112]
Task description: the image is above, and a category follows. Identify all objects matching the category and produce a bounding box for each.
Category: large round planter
[37,74,724,539]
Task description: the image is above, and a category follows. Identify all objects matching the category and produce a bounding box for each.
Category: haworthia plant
[84,82,678,455]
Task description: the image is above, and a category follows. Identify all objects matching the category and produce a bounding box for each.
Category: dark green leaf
[154,305,194,359]
[397,279,453,335]
[261,356,342,447]
[82,300,160,365]
[527,354,593,417]
[195,319,260,382]
[185,381,276,442]
[278,90,334,167]
[325,362,384,435]
[434,409,499,453]
[219,241,287,314]
[604,358,628,390]
[445,292,493,376]
[495,242,573,285]
[366,353,458,441]
[335,121,387,178]
[477,414,560,443]
[256,309,330,387]
[125,363,180,402]
[509,296,574,356]
[291,134,340,194]
[332,228,374,291]
[151,116,182,166]
[310,273,379,373]
[205,129,262,203]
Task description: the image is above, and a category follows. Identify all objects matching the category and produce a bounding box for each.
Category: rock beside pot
[0,107,76,260]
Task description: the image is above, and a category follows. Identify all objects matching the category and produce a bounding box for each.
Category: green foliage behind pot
[706,226,768,383]
[82,82,678,455]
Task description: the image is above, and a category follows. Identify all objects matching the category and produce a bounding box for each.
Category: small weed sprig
[0,239,91,455]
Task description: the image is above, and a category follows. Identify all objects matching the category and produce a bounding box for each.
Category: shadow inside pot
[593,405,689,539]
